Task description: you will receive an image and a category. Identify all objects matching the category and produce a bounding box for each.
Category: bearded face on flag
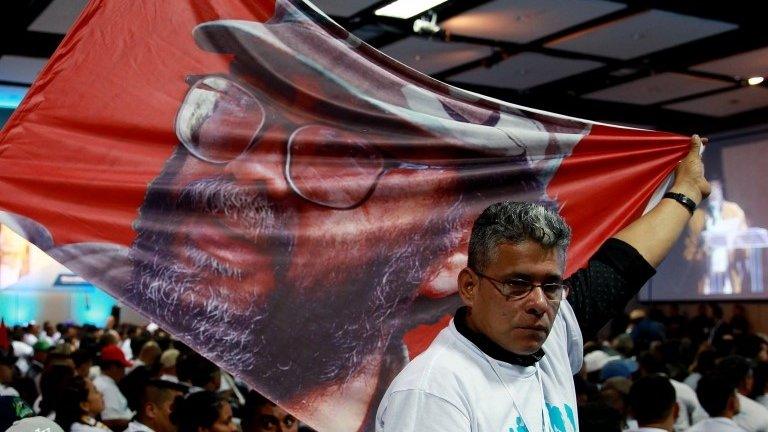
[126,1,587,418]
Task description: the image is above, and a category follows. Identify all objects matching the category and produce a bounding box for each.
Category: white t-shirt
[672,379,708,431]
[0,383,20,397]
[686,417,746,432]
[735,394,768,432]
[376,301,583,432]
[92,375,133,420]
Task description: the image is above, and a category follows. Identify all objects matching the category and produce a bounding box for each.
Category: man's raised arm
[567,135,711,338]
[613,135,711,266]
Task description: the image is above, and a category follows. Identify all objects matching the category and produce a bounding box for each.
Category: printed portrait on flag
[0,0,691,430]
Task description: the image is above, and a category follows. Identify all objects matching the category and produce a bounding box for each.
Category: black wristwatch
[663,192,697,215]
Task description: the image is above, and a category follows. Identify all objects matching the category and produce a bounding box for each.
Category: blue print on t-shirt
[546,403,566,432]
[509,416,529,432]
[564,404,576,430]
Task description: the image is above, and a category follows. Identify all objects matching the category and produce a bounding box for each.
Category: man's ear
[672,401,680,421]
[146,402,157,420]
[458,267,479,307]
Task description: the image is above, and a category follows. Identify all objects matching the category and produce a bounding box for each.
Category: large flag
[0,1,689,430]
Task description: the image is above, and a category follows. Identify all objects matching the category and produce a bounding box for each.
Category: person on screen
[684,180,748,295]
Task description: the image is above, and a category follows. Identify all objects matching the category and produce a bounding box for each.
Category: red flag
[0,319,9,352]
[0,1,688,430]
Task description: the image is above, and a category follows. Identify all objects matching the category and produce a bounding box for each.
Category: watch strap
[663,192,696,215]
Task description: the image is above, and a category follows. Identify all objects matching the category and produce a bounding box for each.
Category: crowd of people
[1,301,766,432]
[0,319,311,432]
[579,303,768,432]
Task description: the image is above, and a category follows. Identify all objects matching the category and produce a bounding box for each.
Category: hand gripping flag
[0,1,689,430]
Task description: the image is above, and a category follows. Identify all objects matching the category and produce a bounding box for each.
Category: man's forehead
[491,240,564,273]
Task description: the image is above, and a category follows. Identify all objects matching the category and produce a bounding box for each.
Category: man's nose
[223,129,291,200]
[524,286,549,316]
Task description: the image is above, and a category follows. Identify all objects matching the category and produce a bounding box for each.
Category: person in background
[688,372,746,432]
[636,351,708,431]
[170,391,236,432]
[717,356,768,432]
[626,375,678,432]
[158,349,180,383]
[128,341,162,375]
[684,347,718,390]
[126,379,187,432]
[751,362,768,409]
[38,363,76,419]
[241,390,299,432]
[93,345,133,431]
[73,349,95,379]
[0,352,20,397]
[56,376,112,432]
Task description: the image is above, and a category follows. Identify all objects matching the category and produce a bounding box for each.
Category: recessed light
[747,76,764,86]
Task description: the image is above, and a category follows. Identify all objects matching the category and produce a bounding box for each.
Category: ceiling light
[375,0,449,19]
[747,76,764,86]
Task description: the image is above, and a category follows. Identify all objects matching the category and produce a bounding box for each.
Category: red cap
[100,344,132,367]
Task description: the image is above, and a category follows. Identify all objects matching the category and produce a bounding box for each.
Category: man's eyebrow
[503,272,563,282]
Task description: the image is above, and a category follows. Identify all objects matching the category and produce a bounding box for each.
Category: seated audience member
[688,372,747,432]
[717,356,768,432]
[602,377,632,429]
[28,340,51,383]
[684,348,717,390]
[0,352,20,397]
[637,351,707,431]
[171,391,236,432]
[129,341,162,374]
[241,390,299,432]
[578,401,622,432]
[127,379,187,432]
[38,364,76,419]
[629,308,666,353]
[73,349,95,379]
[158,350,180,383]
[752,362,768,409]
[627,375,678,432]
[93,345,133,431]
[56,376,112,432]
[188,356,221,393]
[0,395,36,430]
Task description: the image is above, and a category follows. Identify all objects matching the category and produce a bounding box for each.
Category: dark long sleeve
[565,238,656,340]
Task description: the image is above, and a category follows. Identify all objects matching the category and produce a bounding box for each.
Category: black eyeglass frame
[470,268,569,302]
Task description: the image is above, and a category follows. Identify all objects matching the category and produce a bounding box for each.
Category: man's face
[462,240,563,355]
[149,391,183,432]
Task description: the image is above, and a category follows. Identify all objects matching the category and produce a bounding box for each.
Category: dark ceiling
[2,0,767,135]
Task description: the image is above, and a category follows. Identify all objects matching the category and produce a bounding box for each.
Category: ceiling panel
[309,0,380,17]
[0,56,48,85]
[441,0,625,43]
[451,52,603,89]
[27,0,89,34]
[583,72,732,105]
[547,10,737,60]
[381,37,492,75]
[691,46,768,79]
[664,86,768,117]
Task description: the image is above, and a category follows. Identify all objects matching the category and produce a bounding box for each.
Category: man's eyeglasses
[175,75,439,210]
[471,269,568,302]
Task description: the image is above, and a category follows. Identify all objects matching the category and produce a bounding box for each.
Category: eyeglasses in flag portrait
[0,1,692,430]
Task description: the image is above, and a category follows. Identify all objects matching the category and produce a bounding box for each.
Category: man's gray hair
[468,201,571,272]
